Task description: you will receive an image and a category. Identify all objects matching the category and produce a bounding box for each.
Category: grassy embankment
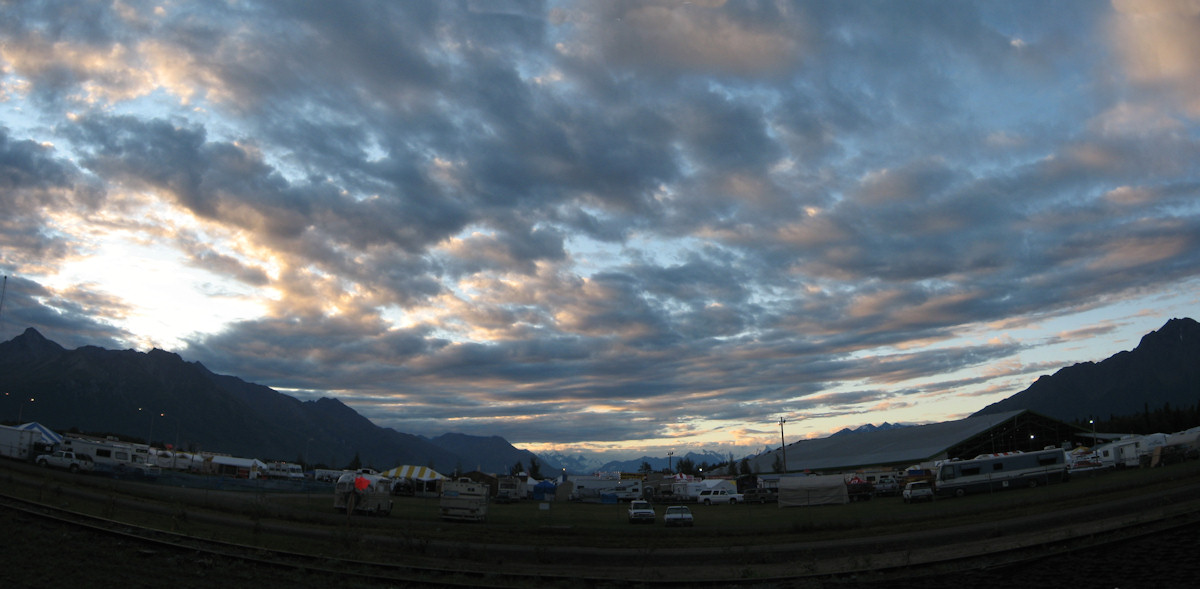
[5,458,1200,554]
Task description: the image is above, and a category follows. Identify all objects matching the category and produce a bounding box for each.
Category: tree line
[1075,401,1200,438]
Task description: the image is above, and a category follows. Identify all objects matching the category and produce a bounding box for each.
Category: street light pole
[18,397,34,423]
[149,412,162,447]
[778,417,788,473]
[667,450,674,473]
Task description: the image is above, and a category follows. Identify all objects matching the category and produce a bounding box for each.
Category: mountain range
[0,328,538,474]
[2,317,1197,475]
[974,317,1200,423]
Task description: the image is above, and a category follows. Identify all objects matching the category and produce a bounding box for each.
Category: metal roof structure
[751,410,1088,473]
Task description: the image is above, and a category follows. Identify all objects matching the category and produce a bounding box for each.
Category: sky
[1,1,1198,461]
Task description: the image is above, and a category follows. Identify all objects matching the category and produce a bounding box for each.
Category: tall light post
[667,450,674,474]
[778,416,788,473]
[139,408,163,447]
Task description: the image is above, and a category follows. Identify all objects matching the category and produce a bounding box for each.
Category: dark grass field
[3,459,1200,587]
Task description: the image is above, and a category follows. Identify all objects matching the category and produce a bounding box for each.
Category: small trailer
[440,478,489,521]
[334,472,393,515]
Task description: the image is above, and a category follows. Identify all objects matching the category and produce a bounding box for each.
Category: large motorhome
[934,448,1068,498]
[60,435,161,479]
[568,474,643,502]
[266,461,305,480]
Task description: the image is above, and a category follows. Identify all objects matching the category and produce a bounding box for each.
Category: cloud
[2,1,1199,453]
[1110,0,1200,116]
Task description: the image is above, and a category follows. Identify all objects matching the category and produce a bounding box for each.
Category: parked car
[663,505,694,527]
[902,481,934,503]
[743,488,778,504]
[628,500,656,523]
[696,489,743,505]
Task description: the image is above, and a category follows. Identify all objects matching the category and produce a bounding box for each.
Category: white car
[902,481,934,503]
[663,505,694,527]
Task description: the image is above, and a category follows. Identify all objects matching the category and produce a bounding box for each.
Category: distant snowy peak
[539,451,604,474]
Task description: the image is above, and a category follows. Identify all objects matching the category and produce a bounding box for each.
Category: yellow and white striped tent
[383,465,446,481]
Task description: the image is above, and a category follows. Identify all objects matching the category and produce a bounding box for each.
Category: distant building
[751,410,1090,474]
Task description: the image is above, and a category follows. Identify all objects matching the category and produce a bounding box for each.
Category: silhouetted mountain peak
[1138,317,1199,350]
[974,317,1200,423]
[0,329,508,472]
[1,327,65,358]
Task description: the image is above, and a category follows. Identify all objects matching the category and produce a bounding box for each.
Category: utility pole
[0,275,7,336]
[778,417,787,473]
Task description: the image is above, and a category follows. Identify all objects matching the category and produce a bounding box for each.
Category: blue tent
[532,480,557,500]
[18,422,62,445]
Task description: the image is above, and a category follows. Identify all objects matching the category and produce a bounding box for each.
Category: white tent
[777,475,848,507]
[203,455,267,478]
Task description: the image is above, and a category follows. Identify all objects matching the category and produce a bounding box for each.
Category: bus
[934,448,1068,498]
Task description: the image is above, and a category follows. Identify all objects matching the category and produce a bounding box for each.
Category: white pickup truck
[36,450,94,473]
[696,489,743,505]
[627,500,656,523]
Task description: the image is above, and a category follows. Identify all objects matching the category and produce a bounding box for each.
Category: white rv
[568,474,643,501]
[934,448,1068,497]
[266,461,305,480]
[671,478,737,501]
[60,435,161,479]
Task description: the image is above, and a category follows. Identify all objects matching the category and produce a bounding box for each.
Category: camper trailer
[440,478,489,521]
[334,472,393,515]
[497,475,528,502]
[1095,435,1159,469]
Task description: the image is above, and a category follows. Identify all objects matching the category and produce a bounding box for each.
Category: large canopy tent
[203,455,267,479]
[382,465,446,480]
[383,465,446,496]
[16,422,62,445]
